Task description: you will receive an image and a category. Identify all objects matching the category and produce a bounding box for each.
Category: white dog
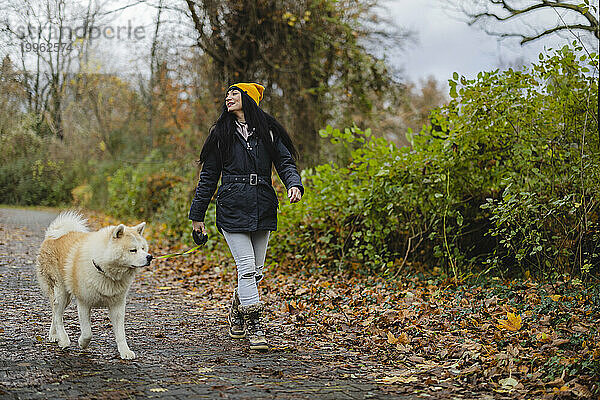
[36,211,152,359]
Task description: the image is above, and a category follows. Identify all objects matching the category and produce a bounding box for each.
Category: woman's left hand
[288,187,302,203]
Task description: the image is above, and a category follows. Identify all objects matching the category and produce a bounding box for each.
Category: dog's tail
[45,210,89,239]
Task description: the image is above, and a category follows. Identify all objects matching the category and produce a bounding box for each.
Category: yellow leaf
[537,332,550,342]
[397,332,410,344]
[198,367,214,373]
[387,331,398,344]
[550,295,561,302]
[496,312,522,331]
[150,388,168,392]
[507,312,522,328]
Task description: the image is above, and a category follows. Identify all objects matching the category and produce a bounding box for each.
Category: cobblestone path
[0,208,410,399]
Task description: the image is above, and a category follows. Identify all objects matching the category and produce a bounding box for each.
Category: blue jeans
[222,230,270,306]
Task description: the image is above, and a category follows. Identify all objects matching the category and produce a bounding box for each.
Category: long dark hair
[198,87,299,164]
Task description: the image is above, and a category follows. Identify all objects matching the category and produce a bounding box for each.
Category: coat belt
[221,174,270,186]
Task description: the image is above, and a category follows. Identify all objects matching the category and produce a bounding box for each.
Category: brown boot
[239,302,268,351]
[228,289,245,338]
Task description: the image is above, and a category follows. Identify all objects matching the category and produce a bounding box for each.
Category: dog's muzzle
[132,255,153,268]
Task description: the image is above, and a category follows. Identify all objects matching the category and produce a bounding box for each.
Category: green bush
[0,125,79,206]
[106,150,184,221]
[153,180,223,251]
[102,152,226,252]
[270,125,453,274]
[270,44,599,279]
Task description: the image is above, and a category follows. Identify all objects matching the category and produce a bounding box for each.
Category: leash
[155,245,203,259]
[155,230,208,260]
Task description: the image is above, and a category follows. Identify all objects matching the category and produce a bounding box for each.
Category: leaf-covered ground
[88,212,600,399]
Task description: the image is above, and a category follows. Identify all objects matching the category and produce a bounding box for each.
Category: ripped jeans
[222,230,270,307]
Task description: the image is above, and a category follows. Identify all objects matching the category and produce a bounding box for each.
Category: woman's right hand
[192,220,206,235]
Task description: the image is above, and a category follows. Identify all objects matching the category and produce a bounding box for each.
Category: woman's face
[226,89,242,113]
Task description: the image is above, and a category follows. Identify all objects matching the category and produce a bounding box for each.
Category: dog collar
[92,259,105,274]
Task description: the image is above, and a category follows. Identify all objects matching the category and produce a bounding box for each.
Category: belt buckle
[249,173,258,185]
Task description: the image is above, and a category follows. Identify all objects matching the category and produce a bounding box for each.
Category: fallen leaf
[150,388,168,392]
[198,367,214,373]
[397,332,410,345]
[536,332,551,343]
[361,316,375,327]
[499,377,518,390]
[295,286,309,296]
[387,331,398,344]
[518,365,529,374]
[383,309,399,323]
[378,375,418,384]
[497,312,522,331]
[546,376,565,387]
[551,338,569,347]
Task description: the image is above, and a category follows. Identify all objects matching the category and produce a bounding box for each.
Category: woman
[188,82,303,351]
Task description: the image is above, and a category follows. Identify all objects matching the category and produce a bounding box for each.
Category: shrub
[106,150,184,221]
[0,125,79,206]
[153,180,223,251]
[270,44,599,279]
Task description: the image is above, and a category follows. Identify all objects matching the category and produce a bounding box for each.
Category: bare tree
[145,0,165,148]
[0,0,108,139]
[0,56,27,135]
[182,0,408,165]
[457,0,599,45]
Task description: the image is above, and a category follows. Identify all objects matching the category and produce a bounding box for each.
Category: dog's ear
[134,222,146,235]
[112,224,126,239]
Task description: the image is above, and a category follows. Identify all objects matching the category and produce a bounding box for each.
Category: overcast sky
[7,0,594,87]
[384,0,597,85]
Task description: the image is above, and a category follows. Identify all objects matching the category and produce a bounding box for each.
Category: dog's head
[108,222,153,268]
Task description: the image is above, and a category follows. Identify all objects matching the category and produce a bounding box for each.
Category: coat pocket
[216,184,249,229]
[217,184,241,202]
[257,185,278,219]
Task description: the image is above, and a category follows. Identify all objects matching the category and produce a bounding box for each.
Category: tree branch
[464,0,599,43]
[183,0,224,64]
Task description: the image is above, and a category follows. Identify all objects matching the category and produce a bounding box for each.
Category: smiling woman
[188,82,304,352]
[225,89,242,114]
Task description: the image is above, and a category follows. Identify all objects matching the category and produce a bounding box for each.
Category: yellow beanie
[229,82,265,106]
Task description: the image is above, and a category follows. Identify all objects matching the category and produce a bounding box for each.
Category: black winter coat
[188,124,304,233]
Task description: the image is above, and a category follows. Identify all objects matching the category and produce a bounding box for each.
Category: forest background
[1,0,599,396]
[1,0,597,281]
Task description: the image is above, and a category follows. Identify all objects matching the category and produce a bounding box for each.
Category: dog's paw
[119,349,136,360]
[78,335,91,349]
[48,333,59,343]
[58,338,71,349]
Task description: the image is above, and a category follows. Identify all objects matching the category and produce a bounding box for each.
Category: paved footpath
[0,208,411,399]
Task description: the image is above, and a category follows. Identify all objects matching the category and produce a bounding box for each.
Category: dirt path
[0,208,411,399]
